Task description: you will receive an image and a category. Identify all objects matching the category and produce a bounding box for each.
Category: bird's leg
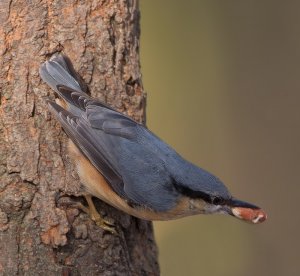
[58,195,117,234]
[83,195,117,234]
[65,194,116,235]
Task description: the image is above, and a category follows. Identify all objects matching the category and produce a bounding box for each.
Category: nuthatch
[40,54,267,233]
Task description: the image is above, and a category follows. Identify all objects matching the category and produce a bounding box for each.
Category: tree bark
[0,0,159,275]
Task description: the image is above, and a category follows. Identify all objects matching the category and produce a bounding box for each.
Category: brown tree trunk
[0,0,159,275]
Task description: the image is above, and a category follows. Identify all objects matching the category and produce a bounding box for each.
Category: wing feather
[48,100,178,211]
[48,102,126,197]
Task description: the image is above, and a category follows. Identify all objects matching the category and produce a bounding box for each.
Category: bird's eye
[211,197,224,205]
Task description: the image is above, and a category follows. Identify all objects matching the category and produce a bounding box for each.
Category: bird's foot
[92,214,117,235]
[59,195,117,235]
[83,195,117,235]
[84,195,117,235]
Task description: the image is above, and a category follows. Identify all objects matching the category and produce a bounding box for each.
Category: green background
[140,1,299,276]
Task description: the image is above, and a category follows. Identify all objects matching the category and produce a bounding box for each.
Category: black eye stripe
[174,183,210,200]
[173,182,226,205]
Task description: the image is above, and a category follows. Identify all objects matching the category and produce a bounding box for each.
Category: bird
[39,54,267,233]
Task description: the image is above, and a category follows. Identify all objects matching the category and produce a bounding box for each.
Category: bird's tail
[39,54,88,95]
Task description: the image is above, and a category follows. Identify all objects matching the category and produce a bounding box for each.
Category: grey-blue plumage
[40,54,231,212]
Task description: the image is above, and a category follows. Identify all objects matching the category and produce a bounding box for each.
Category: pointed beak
[223,198,267,224]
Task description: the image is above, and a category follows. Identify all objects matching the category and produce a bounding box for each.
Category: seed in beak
[231,207,267,224]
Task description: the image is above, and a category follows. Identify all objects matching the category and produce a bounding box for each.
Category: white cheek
[203,204,222,214]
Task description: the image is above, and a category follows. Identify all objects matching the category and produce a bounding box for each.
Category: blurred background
[140,1,299,276]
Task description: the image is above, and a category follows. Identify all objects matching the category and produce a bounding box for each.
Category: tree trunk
[0,0,159,275]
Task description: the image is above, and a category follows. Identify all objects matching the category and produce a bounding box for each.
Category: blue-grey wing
[85,102,179,210]
[48,96,178,211]
[48,101,126,196]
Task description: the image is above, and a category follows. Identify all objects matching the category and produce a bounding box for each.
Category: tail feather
[39,54,88,94]
[40,54,91,115]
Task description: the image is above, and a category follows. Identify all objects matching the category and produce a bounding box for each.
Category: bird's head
[174,171,267,224]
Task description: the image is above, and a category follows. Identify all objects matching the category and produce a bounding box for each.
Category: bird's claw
[84,195,117,235]
[58,195,117,234]
[93,216,117,235]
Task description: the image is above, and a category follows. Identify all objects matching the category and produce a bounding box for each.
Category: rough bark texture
[0,0,159,275]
